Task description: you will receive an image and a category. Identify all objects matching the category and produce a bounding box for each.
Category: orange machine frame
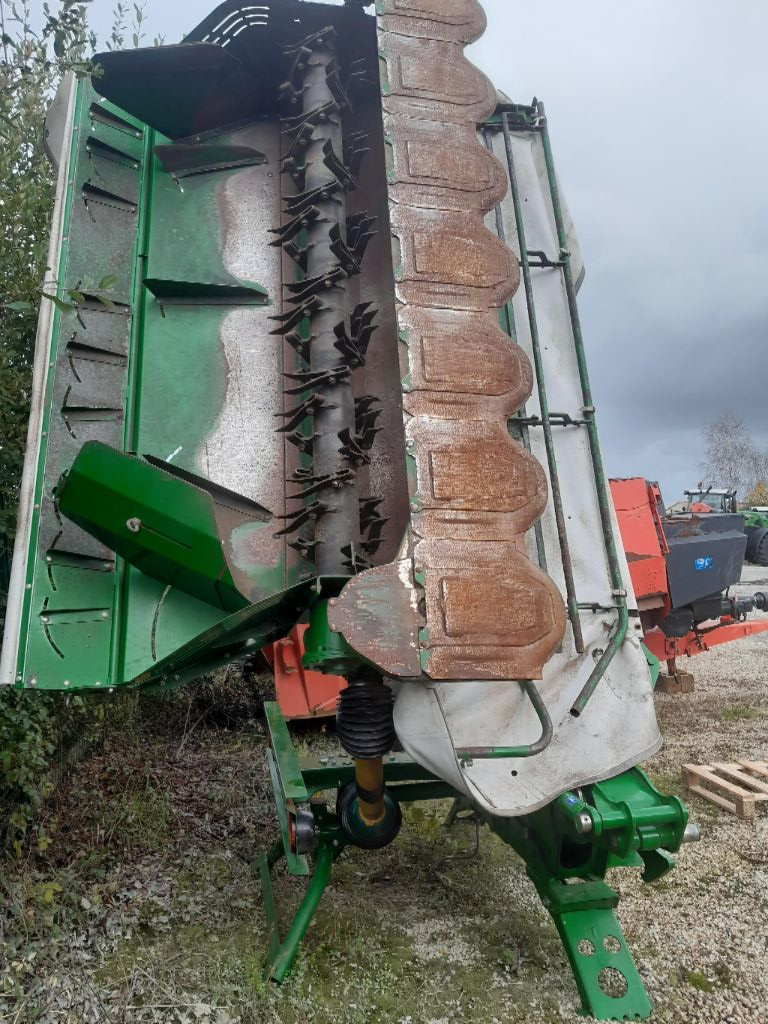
[262,624,346,719]
[610,477,768,673]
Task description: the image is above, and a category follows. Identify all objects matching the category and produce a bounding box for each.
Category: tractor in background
[680,486,768,566]
[611,479,768,692]
[681,486,738,515]
[744,507,768,566]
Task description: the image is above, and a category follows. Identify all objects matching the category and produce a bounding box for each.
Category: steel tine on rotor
[271,26,383,571]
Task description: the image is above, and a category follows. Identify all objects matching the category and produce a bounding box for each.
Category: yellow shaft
[355,757,385,826]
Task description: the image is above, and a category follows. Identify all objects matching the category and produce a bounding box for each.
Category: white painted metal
[0,75,76,686]
[393,125,661,816]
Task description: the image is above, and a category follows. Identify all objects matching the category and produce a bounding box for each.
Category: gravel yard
[1,567,767,1024]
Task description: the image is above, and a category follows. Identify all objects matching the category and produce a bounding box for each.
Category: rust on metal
[344,0,566,680]
[406,319,534,402]
[385,122,507,212]
[327,559,422,677]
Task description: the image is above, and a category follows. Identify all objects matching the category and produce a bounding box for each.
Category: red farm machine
[610,479,768,692]
[2,1,707,1018]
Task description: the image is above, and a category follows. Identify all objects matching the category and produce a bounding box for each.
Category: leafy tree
[0,0,94,850]
[0,1,157,619]
[0,1,93,610]
[745,481,768,507]
[701,413,768,499]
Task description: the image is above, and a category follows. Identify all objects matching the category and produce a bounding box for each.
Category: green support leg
[267,839,284,870]
[538,878,652,1021]
[259,840,338,984]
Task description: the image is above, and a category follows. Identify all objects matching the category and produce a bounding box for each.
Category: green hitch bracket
[555,767,688,871]
[489,766,691,1019]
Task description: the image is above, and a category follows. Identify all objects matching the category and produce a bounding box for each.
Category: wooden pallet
[682,761,768,820]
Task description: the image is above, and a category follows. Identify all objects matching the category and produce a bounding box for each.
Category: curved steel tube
[455,680,553,760]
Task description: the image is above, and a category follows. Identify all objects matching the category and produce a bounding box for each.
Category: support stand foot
[258,840,338,984]
[657,672,695,694]
[539,878,652,1020]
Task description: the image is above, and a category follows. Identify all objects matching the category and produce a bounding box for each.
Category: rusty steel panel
[372,0,566,680]
[381,0,487,34]
[385,122,507,212]
[393,208,519,311]
[328,560,422,678]
[406,319,534,401]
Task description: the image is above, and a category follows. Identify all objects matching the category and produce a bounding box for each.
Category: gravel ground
[1,568,767,1023]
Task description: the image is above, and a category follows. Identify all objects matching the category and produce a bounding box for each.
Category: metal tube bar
[500,112,584,654]
[482,127,548,574]
[355,756,386,825]
[455,679,553,760]
[268,841,336,983]
[535,101,629,716]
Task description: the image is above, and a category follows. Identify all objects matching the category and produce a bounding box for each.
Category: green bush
[0,690,111,852]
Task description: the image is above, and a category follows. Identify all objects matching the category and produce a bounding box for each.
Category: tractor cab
[683,486,738,515]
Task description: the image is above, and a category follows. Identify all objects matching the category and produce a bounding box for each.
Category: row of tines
[269,27,387,572]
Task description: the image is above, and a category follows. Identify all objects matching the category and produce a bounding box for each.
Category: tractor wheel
[745,526,768,564]
[756,532,768,567]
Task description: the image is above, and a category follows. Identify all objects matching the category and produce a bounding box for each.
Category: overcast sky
[82,0,768,503]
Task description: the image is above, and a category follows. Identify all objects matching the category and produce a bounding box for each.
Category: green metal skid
[259,702,688,1021]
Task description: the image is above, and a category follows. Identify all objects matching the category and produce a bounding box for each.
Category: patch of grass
[92,806,576,1024]
[119,783,170,853]
[646,769,685,799]
[682,968,714,993]
[720,706,762,722]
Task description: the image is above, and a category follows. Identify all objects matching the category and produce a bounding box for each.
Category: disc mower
[1,2,699,1018]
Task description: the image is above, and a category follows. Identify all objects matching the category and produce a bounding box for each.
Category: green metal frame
[486,102,633,719]
[258,702,688,1020]
[535,102,629,717]
[57,442,254,613]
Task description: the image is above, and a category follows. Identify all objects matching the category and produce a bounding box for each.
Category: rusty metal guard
[328,0,566,680]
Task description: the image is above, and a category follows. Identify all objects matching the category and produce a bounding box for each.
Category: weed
[682,968,714,993]
[721,706,762,722]
[646,769,685,798]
